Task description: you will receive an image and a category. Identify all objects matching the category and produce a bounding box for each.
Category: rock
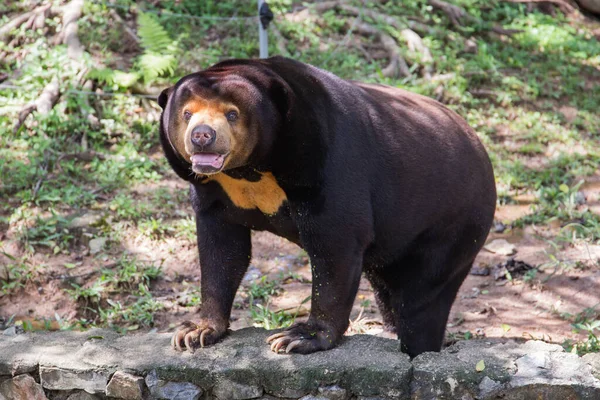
[483,239,516,256]
[40,366,110,394]
[68,213,103,229]
[492,258,534,281]
[212,378,263,399]
[2,329,600,400]
[256,332,411,398]
[2,327,16,337]
[270,387,309,398]
[492,222,506,233]
[411,340,517,399]
[412,340,600,399]
[0,374,48,400]
[0,339,39,376]
[510,349,600,398]
[243,266,261,282]
[317,385,349,400]
[105,371,146,400]
[299,396,328,400]
[469,265,490,276]
[88,237,107,255]
[464,37,478,54]
[66,391,101,400]
[583,353,600,380]
[478,375,504,398]
[145,370,202,400]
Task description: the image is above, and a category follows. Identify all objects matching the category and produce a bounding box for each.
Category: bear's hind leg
[365,269,397,334]
[389,220,490,358]
[391,263,470,359]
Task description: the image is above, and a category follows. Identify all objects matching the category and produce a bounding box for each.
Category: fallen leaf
[476,359,485,372]
[484,239,516,256]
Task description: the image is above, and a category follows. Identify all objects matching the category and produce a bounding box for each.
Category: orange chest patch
[204,172,287,215]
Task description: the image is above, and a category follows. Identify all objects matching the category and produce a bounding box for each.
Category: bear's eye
[183,110,192,122]
[226,110,238,122]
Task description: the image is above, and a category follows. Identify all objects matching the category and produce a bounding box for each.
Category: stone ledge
[0,327,599,399]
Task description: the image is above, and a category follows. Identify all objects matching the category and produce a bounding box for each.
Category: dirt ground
[1,173,600,348]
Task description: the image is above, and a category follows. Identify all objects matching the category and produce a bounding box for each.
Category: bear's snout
[190,124,216,148]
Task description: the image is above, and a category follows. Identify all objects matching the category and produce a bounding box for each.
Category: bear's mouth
[190,152,227,174]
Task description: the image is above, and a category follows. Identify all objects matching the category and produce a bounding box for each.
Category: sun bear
[158,56,496,358]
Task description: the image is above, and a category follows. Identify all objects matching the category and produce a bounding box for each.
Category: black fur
[159,56,496,357]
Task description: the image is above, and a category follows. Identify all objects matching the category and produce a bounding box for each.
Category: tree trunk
[577,0,600,13]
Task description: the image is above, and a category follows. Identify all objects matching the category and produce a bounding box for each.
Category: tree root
[0,4,53,42]
[313,1,435,35]
[56,0,84,59]
[354,21,411,78]
[401,29,433,79]
[312,1,418,78]
[428,0,467,26]
[428,0,523,36]
[502,0,579,14]
[13,80,60,133]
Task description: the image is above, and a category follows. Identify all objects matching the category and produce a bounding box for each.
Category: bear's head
[158,60,293,177]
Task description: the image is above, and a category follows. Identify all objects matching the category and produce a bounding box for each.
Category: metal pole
[258,0,268,58]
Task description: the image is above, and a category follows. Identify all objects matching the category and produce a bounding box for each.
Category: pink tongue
[191,153,222,168]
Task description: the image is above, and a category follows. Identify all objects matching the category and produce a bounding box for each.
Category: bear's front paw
[171,320,227,352]
[266,322,339,354]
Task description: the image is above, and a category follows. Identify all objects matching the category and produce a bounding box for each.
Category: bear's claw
[171,320,222,353]
[265,322,336,354]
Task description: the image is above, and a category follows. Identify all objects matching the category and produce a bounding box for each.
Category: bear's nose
[190,124,216,148]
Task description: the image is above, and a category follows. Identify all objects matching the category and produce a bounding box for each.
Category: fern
[88,12,177,88]
[135,12,178,84]
[138,53,176,83]
[87,69,139,88]
[137,12,173,53]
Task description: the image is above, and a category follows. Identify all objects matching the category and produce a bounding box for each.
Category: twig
[469,88,497,99]
[109,8,140,46]
[52,262,119,281]
[352,42,374,62]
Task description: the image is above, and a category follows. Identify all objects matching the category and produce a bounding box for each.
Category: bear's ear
[158,87,173,109]
[268,77,294,121]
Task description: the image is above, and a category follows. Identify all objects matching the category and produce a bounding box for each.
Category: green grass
[561,305,600,355]
[65,255,163,330]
